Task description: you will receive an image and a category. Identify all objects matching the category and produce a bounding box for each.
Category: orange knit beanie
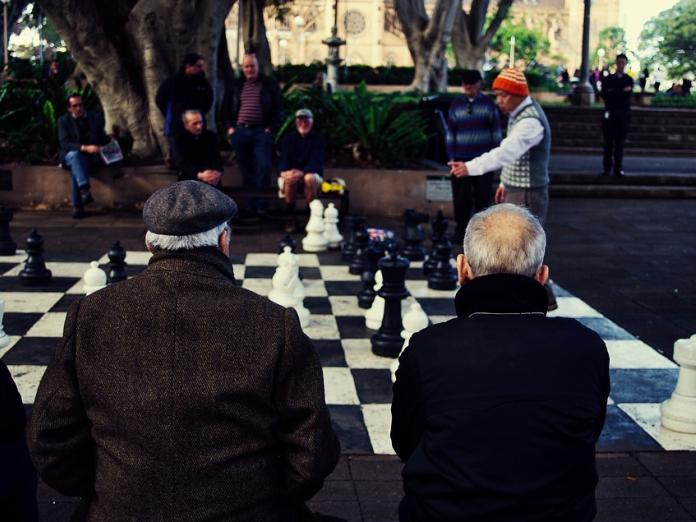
[492,68,529,97]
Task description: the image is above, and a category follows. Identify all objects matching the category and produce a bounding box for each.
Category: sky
[621,0,680,50]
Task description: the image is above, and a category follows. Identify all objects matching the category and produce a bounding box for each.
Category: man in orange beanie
[449,67,556,309]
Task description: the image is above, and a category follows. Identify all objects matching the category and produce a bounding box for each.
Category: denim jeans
[231,127,273,211]
[64,150,99,206]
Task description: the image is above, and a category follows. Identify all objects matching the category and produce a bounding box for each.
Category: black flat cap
[461,69,483,84]
[143,181,238,235]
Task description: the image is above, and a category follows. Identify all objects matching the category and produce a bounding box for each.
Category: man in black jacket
[223,53,283,213]
[57,94,110,218]
[600,53,634,177]
[172,110,223,187]
[391,203,610,522]
[155,53,214,161]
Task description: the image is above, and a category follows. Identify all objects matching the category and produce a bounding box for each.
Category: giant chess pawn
[19,229,52,286]
[269,262,297,308]
[286,249,311,328]
[423,210,448,276]
[365,270,385,330]
[371,246,410,358]
[390,301,430,382]
[302,199,328,252]
[402,209,428,261]
[83,261,107,295]
[341,215,366,261]
[108,241,128,283]
[349,226,370,275]
[0,298,10,348]
[323,203,343,249]
[278,234,297,254]
[273,246,310,328]
[357,240,386,309]
[427,239,457,291]
[661,334,696,433]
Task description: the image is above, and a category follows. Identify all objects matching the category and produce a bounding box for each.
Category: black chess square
[3,313,45,336]
[304,297,332,314]
[313,340,347,367]
[2,337,58,365]
[328,405,373,453]
[49,294,83,312]
[0,276,80,293]
[336,316,373,339]
[325,281,363,296]
[352,369,394,404]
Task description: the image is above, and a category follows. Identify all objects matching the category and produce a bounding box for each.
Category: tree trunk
[36,0,235,158]
[1,0,30,67]
[451,0,513,71]
[240,0,273,76]
[395,0,459,93]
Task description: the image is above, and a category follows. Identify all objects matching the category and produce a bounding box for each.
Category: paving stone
[307,501,362,522]
[38,501,81,521]
[36,481,77,502]
[596,476,670,499]
[349,455,403,481]
[326,455,351,481]
[309,480,357,503]
[595,498,695,522]
[354,480,403,503]
[360,500,400,522]
[596,453,650,477]
[637,452,696,476]
[681,499,696,519]
[658,476,696,499]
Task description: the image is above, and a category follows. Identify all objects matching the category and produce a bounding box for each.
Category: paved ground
[7,195,696,521]
[549,154,696,176]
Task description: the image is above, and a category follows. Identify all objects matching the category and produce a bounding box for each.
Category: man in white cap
[278,108,326,233]
[28,181,339,521]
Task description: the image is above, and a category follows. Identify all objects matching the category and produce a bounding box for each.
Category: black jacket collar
[454,273,548,318]
[147,247,236,283]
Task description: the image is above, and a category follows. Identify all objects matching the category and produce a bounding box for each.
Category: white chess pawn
[302,199,328,252]
[365,270,385,330]
[83,261,107,295]
[323,203,343,249]
[0,297,10,348]
[661,334,696,433]
[391,301,429,382]
[277,245,297,268]
[269,264,298,309]
[287,251,311,328]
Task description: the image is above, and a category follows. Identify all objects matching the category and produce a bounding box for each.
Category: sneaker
[79,186,94,205]
[72,206,86,219]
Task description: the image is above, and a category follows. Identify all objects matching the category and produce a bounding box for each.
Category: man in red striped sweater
[223,54,283,215]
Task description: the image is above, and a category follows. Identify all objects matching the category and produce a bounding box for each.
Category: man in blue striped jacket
[446,70,502,243]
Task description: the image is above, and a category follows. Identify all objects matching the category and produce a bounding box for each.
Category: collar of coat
[454,273,548,318]
[147,247,236,283]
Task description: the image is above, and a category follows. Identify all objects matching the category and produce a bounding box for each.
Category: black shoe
[614,170,625,177]
[79,186,94,205]
[72,206,86,219]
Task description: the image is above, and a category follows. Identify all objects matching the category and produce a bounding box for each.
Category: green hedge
[651,93,696,108]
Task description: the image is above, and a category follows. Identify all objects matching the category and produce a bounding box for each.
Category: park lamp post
[322,0,345,93]
[2,0,10,70]
[575,0,595,105]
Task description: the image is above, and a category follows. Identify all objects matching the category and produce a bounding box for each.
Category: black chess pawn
[357,240,386,309]
[423,210,448,276]
[107,241,128,283]
[19,229,52,286]
[349,226,370,275]
[341,215,366,261]
[371,244,410,358]
[278,234,297,254]
[427,239,457,291]
[402,209,428,261]
[0,206,17,256]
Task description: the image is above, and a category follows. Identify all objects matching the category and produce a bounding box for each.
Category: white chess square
[606,340,677,369]
[0,336,21,359]
[0,249,27,265]
[319,265,360,281]
[2,261,88,278]
[342,339,396,369]
[362,404,396,455]
[232,264,245,280]
[406,280,459,299]
[547,297,603,318]
[25,312,67,338]
[619,403,696,451]
[241,278,272,296]
[322,367,359,405]
[303,279,328,297]
[303,314,340,340]
[2,292,64,313]
[8,365,46,404]
[328,296,363,316]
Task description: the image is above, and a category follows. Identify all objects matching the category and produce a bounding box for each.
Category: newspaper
[99,139,124,165]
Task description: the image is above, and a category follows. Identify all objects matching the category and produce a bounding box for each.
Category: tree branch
[481,0,513,47]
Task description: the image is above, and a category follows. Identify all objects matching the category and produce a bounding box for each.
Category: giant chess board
[2,249,694,454]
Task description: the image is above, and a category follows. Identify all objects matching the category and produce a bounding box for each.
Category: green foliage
[639,0,696,78]
[280,83,428,168]
[651,93,696,108]
[489,19,551,66]
[592,26,627,68]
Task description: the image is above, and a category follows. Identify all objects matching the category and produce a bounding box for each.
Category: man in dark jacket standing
[28,181,340,521]
[391,203,609,522]
[57,94,110,218]
[155,53,214,160]
[173,110,223,187]
[223,53,283,213]
[601,53,633,177]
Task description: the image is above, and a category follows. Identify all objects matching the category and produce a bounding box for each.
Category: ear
[535,264,549,286]
[457,254,474,285]
[145,240,153,253]
[218,227,230,257]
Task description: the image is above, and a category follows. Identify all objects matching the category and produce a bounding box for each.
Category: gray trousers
[505,186,549,227]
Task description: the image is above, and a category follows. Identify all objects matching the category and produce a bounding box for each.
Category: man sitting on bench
[278,109,325,233]
[172,110,223,188]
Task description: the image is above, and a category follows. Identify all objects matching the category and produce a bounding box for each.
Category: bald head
[462,204,546,278]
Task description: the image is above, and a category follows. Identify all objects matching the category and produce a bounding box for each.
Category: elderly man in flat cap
[449,68,557,309]
[28,181,340,521]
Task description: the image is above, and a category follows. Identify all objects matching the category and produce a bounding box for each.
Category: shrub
[651,93,696,108]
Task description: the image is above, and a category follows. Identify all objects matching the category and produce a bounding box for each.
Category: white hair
[463,203,546,278]
[181,109,202,124]
[145,222,228,251]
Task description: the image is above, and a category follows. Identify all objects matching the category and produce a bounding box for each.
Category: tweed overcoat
[28,247,340,521]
